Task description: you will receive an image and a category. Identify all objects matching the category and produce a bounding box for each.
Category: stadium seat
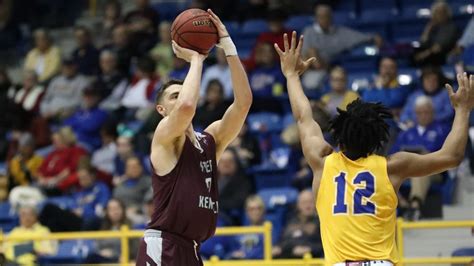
[359,0,397,10]
[38,240,96,265]
[223,21,240,37]
[347,71,373,91]
[399,0,432,10]
[359,9,398,24]
[332,10,355,25]
[391,21,425,43]
[241,19,269,35]
[44,196,77,210]
[247,112,282,133]
[152,2,187,21]
[258,187,299,211]
[0,202,18,232]
[282,113,295,129]
[336,0,357,13]
[254,173,291,190]
[284,15,313,32]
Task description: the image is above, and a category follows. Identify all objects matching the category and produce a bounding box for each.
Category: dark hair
[101,198,131,230]
[74,25,91,36]
[105,0,122,17]
[421,66,447,91]
[155,79,184,104]
[206,79,224,95]
[136,56,155,74]
[329,99,392,159]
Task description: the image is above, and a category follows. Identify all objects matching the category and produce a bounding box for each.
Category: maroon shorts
[136,229,203,266]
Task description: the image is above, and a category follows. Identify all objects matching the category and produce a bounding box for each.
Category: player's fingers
[274,43,284,57]
[207,9,222,23]
[470,74,474,91]
[457,73,465,91]
[463,72,469,90]
[305,57,316,65]
[296,35,304,55]
[445,83,454,97]
[283,33,289,51]
[290,31,297,51]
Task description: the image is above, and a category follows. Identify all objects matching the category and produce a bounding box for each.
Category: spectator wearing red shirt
[244,9,292,71]
[37,127,87,195]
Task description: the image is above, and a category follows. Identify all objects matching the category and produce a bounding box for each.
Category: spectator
[413,2,459,66]
[72,164,111,229]
[96,50,128,112]
[92,122,118,175]
[390,96,449,220]
[320,66,359,117]
[200,48,233,100]
[9,70,45,132]
[273,190,323,258]
[229,195,266,259]
[245,9,292,71]
[302,4,382,65]
[133,188,153,229]
[250,42,285,98]
[149,21,173,79]
[40,59,90,122]
[8,134,43,188]
[3,205,57,266]
[24,29,61,83]
[71,26,99,76]
[113,156,151,224]
[98,0,123,47]
[104,23,135,75]
[120,56,158,112]
[400,67,453,127]
[362,57,411,111]
[194,80,228,129]
[228,122,261,167]
[113,135,139,176]
[218,149,253,217]
[85,198,137,263]
[37,127,88,195]
[124,0,158,55]
[64,86,109,151]
[301,48,328,92]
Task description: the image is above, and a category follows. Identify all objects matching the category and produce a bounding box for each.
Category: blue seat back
[247,112,282,133]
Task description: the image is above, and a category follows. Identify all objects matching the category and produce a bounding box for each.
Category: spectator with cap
[71,25,100,76]
[273,190,323,258]
[390,96,449,220]
[200,48,233,100]
[228,195,266,259]
[302,4,382,65]
[92,122,118,175]
[24,28,61,83]
[149,21,173,79]
[112,156,151,224]
[64,86,109,151]
[8,133,43,188]
[40,58,90,122]
[3,205,57,266]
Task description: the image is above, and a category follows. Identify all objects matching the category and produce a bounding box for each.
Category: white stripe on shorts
[144,230,163,266]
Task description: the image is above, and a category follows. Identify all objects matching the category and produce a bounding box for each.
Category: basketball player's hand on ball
[171,40,206,62]
[446,73,474,111]
[274,31,316,77]
[207,9,229,38]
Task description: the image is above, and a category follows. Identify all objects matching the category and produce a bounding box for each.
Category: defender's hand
[275,31,316,77]
[446,73,474,111]
[172,40,206,62]
[207,9,229,38]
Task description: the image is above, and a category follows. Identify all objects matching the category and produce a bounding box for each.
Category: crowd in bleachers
[0,0,473,264]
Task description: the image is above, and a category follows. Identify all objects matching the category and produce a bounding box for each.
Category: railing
[0,220,473,265]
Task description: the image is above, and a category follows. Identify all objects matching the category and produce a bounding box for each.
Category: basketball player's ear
[156,104,166,117]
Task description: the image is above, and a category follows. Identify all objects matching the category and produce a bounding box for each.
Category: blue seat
[223,21,239,36]
[258,187,299,211]
[38,240,96,265]
[359,0,397,10]
[282,113,295,128]
[284,15,313,32]
[0,202,19,232]
[241,19,269,35]
[152,2,186,21]
[333,10,355,25]
[347,71,373,91]
[247,112,282,133]
[336,0,357,13]
[35,145,53,158]
[44,196,76,210]
[254,173,291,190]
[264,212,284,244]
[391,21,425,43]
[397,67,419,86]
[359,8,398,24]
[399,0,432,9]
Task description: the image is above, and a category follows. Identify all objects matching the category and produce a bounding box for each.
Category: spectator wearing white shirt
[200,48,233,100]
[92,122,118,175]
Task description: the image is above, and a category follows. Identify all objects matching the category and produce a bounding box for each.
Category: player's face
[156,84,182,117]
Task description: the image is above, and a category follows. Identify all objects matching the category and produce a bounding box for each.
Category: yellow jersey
[316,152,399,265]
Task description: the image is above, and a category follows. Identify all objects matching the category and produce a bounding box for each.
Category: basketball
[171,8,219,54]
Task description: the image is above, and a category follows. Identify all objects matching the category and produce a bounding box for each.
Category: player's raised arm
[388,73,474,188]
[204,9,253,160]
[275,31,332,191]
[152,42,206,145]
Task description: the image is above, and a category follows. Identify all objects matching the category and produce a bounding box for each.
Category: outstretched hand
[446,73,474,111]
[274,31,316,77]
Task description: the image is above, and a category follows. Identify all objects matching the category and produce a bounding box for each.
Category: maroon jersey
[147,131,219,242]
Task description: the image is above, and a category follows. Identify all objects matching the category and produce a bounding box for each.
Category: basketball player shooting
[275,31,474,266]
[136,10,252,266]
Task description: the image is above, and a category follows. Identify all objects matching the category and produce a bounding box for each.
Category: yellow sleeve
[341,91,360,109]
[34,226,57,255]
[321,93,330,105]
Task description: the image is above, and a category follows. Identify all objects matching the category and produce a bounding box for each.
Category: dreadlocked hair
[329,99,392,160]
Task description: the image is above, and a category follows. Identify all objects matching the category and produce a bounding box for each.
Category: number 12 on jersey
[333,172,376,215]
